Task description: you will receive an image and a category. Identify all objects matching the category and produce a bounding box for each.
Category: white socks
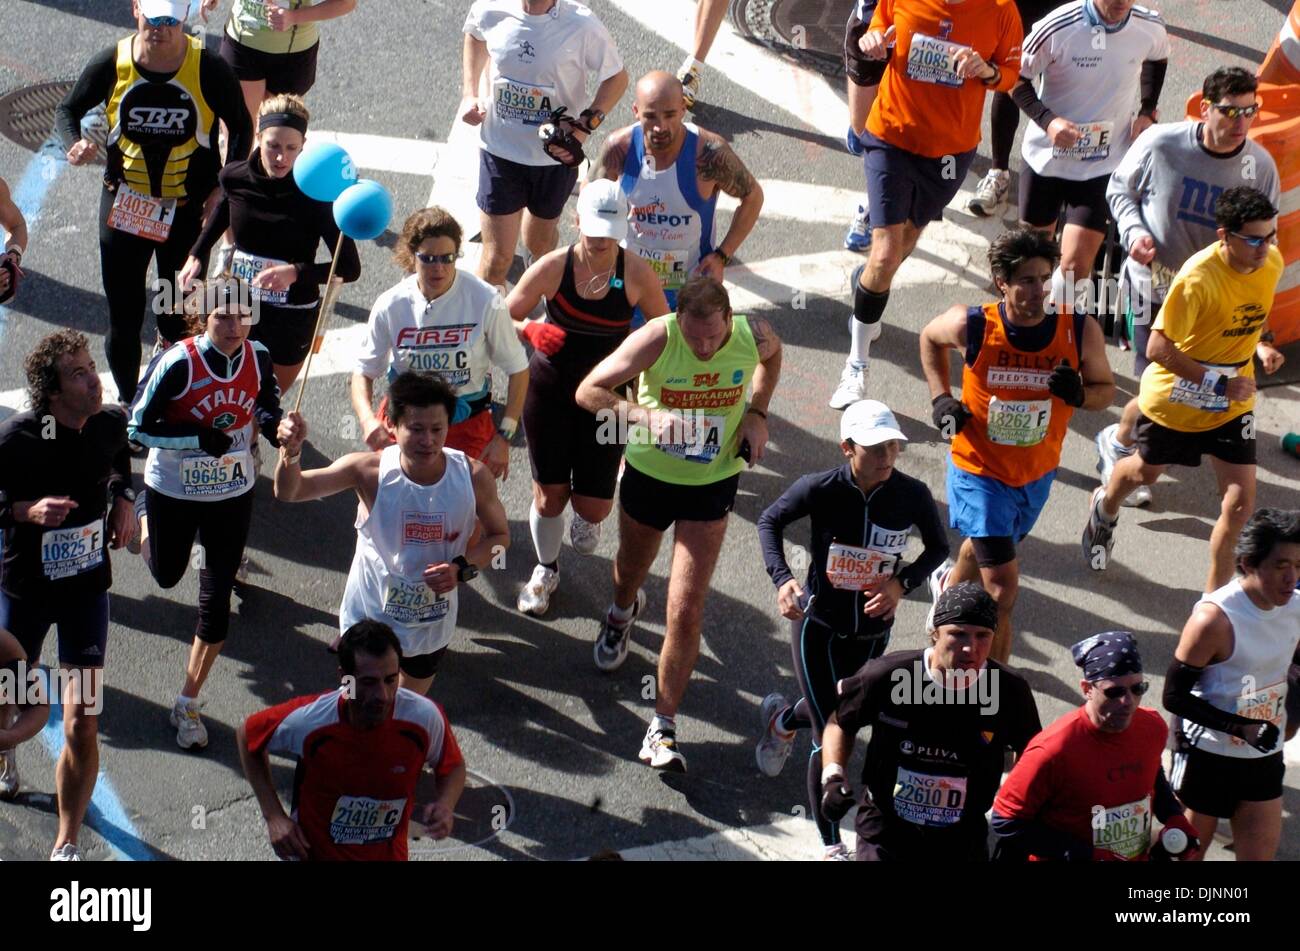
[529,502,565,566]
[848,315,875,367]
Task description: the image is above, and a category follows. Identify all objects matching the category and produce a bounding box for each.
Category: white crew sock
[651,714,676,735]
[529,502,565,567]
[848,315,875,367]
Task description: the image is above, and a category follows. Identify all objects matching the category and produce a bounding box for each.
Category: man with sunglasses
[1083,186,1286,592]
[992,632,1200,861]
[1098,66,1279,509]
[1163,508,1300,861]
[55,0,251,404]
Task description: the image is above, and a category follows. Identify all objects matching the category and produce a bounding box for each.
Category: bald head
[635,71,686,110]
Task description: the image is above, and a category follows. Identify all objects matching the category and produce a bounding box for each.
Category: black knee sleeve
[854,285,889,325]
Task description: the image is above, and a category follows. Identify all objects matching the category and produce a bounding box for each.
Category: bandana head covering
[1070,631,1143,682]
[930,581,998,631]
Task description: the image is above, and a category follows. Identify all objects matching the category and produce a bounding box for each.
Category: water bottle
[1150,825,1189,861]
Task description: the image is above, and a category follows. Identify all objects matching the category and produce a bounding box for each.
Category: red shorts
[374,396,493,460]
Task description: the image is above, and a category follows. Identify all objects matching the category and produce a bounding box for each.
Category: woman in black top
[181,94,360,394]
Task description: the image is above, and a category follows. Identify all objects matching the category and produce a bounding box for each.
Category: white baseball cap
[576,180,629,242]
[840,399,907,446]
[139,0,189,21]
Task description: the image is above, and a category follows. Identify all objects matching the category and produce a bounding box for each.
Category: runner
[830,0,1023,409]
[1098,66,1279,508]
[674,0,728,109]
[0,628,49,804]
[0,175,28,305]
[182,94,361,395]
[0,331,136,859]
[1163,508,1300,861]
[819,582,1041,861]
[575,277,781,772]
[991,631,1201,861]
[461,0,629,288]
[754,399,949,859]
[843,0,887,251]
[275,371,511,697]
[1082,186,1286,591]
[920,228,1114,662]
[200,0,358,126]
[506,180,668,615]
[129,279,283,750]
[352,207,528,478]
[55,0,251,402]
[1011,0,1168,296]
[591,71,763,312]
[238,619,466,861]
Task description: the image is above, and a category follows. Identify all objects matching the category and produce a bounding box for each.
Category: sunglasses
[415,252,460,265]
[1229,230,1276,248]
[1207,102,1260,120]
[1099,681,1150,699]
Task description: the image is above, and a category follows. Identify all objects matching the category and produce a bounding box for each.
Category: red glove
[521,319,566,357]
[1159,815,1202,861]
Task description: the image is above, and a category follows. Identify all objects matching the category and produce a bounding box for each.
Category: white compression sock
[529,502,565,566]
[848,315,876,366]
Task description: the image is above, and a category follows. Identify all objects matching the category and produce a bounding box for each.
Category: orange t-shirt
[867,0,1022,158]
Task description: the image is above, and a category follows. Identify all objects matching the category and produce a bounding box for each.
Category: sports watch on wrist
[453,555,479,583]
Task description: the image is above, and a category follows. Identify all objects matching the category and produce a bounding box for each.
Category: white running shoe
[517,564,560,616]
[569,513,601,555]
[0,747,18,801]
[1094,424,1150,508]
[755,692,795,777]
[235,555,250,586]
[844,203,872,251]
[639,724,687,772]
[170,699,209,750]
[829,360,869,410]
[593,590,646,672]
[50,843,82,861]
[925,557,954,633]
[1124,483,1152,508]
[967,169,1009,217]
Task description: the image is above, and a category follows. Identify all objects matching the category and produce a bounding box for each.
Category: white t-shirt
[355,271,528,400]
[1019,1,1169,180]
[463,0,624,166]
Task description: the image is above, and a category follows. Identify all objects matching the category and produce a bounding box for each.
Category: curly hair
[988,227,1060,285]
[25,330,90,412]
[393,206,462,273]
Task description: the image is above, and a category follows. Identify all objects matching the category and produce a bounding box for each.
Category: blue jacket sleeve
[758,475,816,590]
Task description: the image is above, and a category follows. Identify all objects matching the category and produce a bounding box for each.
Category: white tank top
[1182,578,1300,759]
[339,446,476,657]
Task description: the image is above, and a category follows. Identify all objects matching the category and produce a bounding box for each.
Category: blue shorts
[0,589,110,669]
[476,149,579,219]
[946,458,1055,546]
[863,132,976,229]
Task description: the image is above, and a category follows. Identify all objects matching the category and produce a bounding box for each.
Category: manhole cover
[408,768,515,856]
[732,0,855,78]
[0,80,108,162]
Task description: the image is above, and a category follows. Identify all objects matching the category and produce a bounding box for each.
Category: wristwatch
[579,108,605,132]
[453,555,479,583]
[113,485,137,504]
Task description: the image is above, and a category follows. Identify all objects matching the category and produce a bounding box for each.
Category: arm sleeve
[127,357,204,449]
[482,295,530,376]
[54,48,117,151]
[191,189,231,261]
[1139,59,1168,116]
[1162,659,1262,737]
[990,812,1095,861]
[1107,133,1156,252]
[305,202,361,286]
[757,476,815,590]
[201,52,252,163]
[894,483,949,595]
[1010,77,1058,131]
[251,343,283,446]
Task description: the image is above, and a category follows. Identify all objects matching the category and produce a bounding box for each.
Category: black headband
[258,112,308,134]
[931,581,999,631]
[1071,631,1143,682]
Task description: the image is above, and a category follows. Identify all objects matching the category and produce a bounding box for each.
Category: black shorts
[249,301,319,367]
[219,35,319,96]
[619,462,739,533]
[1171,745,1285,818]
[1287,662,1300,730]
[844,5,888,88]
[971,535,1018,568]
[1018,168,1111,233]
[0,589,110,669]
[476,150,579,220]
[399,645,447,680]
[1134,410,1257,468]
[522,352,624,499]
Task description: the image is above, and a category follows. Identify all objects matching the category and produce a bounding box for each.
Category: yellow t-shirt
[1138,242,1283,433]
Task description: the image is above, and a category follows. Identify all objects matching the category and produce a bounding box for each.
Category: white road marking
[616,813,856,861]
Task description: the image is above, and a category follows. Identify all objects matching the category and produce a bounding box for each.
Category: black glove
[930,394,972,438]
[820,776,856,823]
[1047,360,1085,408]
[538,108,586,168]
[0,252,21,305]
[196,427,234,459]
[1231,719,1280,754]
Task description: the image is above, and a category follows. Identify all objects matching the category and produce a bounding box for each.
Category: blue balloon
[334,180,393,241]
[293,141,357,202]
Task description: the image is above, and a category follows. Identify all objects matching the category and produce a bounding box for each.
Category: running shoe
[517,564,560,616]
[967,169,1009,217]
[925,557,954,633]
[844,203,872,252]
[235,555,250,587]
[50,844,82,862]
[822,843,852,861]
[679,62,702,110]
[593,589,646,672]
[170,699,209,750]
[829,360,869,410]
[0,747,18,801]
[639,724,687,772]
[755,692,795,777]
[1095,423,1151,508]
[569,513,601,555]
[1082,487,1118,572]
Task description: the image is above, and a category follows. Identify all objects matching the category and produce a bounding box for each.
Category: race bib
[656,412,726,464]
[1093,796,1151,859]
[493,76,556,127]
[986,397,1052,447]
[107,185,176,242]
[230,249,291,305]
[328,794,406,846]
[383,578,450,626]
[41,521,106,581]
[397,345,472,388]
[180,451,253,498]
[1053,121,1114,161]
[1232,680,1287,747]
[636,247,690,290]
[1168,363,1234,413]
[906,34,969,87]
[825,541,893,591]
[892,766,967,827]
